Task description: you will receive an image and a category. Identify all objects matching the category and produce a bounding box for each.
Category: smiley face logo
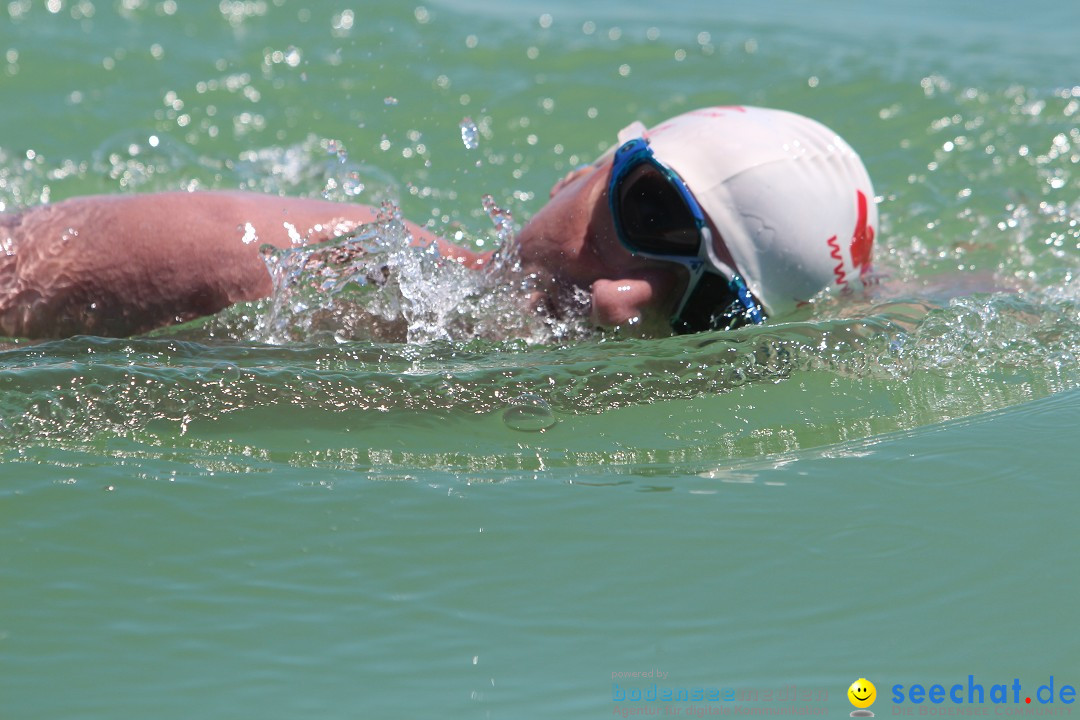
[848,678,877,709]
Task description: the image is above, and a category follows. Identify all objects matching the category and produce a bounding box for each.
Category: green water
[3,1,1080,718]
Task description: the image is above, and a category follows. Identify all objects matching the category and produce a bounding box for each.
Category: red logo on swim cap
[850,190,874,273]
[827,190,875,288]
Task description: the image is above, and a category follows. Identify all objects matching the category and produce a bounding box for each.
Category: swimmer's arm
[0,191,486,338]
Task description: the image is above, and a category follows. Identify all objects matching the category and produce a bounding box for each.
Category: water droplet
[326,139,348,163]
[482,195,514,245]
[502,393,555,432]
[384,96,399,106]
[459,117,479,150]
[342,171,365,197]
[240,222,258,244]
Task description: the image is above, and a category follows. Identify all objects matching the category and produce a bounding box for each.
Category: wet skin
[0,191,483,338]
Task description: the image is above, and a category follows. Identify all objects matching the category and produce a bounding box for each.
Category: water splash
[481,194,515,249]
[235,199,565,345]
[472,193,515,273]
[203,190,592,346]
[253,212,407,344]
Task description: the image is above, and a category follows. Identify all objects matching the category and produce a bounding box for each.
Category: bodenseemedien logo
[849,678,877,717]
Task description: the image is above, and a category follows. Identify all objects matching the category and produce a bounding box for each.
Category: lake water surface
[2,1,1079,718]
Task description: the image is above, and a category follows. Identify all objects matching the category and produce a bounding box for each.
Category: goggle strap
[617,121,648,145]
[669,261,707,321]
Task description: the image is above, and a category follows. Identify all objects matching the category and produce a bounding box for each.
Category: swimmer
[0,106,876,339]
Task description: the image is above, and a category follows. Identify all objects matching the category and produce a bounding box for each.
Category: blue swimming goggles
[607,136,765,333]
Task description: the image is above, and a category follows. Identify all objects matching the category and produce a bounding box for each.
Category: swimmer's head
[608,106,877,331]
[516,106,877,336]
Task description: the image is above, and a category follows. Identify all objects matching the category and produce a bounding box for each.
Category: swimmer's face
[516,156,684,336]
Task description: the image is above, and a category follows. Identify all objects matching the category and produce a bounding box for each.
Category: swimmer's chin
[590,302,672,338]
[589,278,674,338]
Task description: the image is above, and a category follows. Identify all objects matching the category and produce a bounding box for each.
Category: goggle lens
[614,164,701,257]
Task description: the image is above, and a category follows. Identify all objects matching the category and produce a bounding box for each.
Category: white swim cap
[627,106,877,318]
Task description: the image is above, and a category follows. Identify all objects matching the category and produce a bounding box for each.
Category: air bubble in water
[502,393,556,432]
[459,117,479,150]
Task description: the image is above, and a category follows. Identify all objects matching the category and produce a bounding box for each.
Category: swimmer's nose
[590,271,680,334]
